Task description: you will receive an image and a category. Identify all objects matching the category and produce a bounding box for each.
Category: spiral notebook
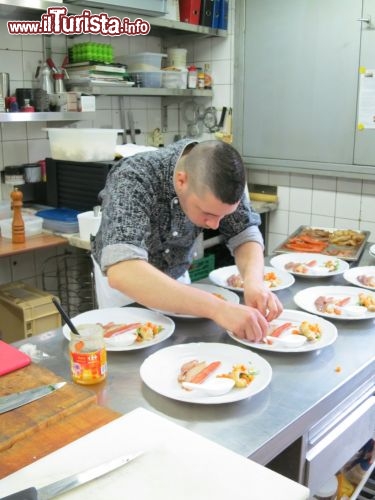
[0,340,31,376]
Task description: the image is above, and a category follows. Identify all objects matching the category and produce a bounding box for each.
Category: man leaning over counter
[92,139,283,342]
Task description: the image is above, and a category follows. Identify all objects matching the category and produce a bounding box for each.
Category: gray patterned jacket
[92,139,263,279]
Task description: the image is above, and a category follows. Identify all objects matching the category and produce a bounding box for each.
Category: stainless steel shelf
[65,84,213,97]
[0,112,95,123]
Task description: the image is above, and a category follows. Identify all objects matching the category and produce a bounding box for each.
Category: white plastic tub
[120,52,167,71]
[0,215,43,239]
[44,128,122,162]
[77,211,102,241]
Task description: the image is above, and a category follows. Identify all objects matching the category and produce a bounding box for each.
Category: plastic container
[0,281,61,343]
[122,52,167,71]
[36,208,80,234]
[0,201,12,220]
[44,128,122,161]
[77,210,102,241]
[69,324,107,385]
[162,69,188,89]
[0,215,43,239]
[313,476,338,500]
[167,47,187,68]
[129,71,163,88]
[189,254,215,282]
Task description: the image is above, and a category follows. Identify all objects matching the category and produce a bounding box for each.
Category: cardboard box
[78,95,96,112]
[0,281,61,343]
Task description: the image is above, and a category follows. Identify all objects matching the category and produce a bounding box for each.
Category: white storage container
[162,69,188,89]
[0,215,43,239]
[77,211,102,241]
[44,128,122,162]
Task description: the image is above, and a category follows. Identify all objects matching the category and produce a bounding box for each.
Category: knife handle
[1,487,38,499]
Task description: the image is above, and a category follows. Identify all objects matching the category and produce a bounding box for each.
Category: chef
[92,139,283,342]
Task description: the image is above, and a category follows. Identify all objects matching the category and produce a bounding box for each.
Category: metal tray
[272,226,370,262]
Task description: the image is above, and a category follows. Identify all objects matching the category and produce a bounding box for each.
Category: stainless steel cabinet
[234,0,375,180]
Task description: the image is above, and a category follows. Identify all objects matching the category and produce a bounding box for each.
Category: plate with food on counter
[150,283,240,319]
[209,265,295,292]
[140,342,272,404]
[294,286,375,320]
[270,252,349,278]
[226,309,337,353]
[343,266,375,291]
[62,307,175,351]
[273,226,369,261]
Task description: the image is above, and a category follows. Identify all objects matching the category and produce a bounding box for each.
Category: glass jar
[69,324,107,385]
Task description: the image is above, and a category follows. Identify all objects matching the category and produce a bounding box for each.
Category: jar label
[70,348,107,384]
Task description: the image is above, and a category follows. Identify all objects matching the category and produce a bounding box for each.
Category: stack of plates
[369,244,375,258]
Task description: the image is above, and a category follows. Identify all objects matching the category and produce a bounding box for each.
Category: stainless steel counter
[14,245,375,468]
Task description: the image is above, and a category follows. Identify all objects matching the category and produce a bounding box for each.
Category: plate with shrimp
[343,266,375,291]
[62,307,175,351]
[226,309,337,353]
[140,342,272,404]
[294,286,375,320]
[270,252,349,278]
[209,265,295,292]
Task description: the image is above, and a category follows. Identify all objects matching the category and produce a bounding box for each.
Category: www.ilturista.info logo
[7,6,151,36]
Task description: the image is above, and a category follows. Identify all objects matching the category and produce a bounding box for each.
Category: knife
[0,382,66,414]
[1,451,142,499]
[127,111,136,144]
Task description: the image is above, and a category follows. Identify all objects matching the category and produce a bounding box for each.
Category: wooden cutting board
[0,363,120,478]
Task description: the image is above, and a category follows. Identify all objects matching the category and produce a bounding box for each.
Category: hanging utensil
[119,96,127,144]
[128,111,136,144]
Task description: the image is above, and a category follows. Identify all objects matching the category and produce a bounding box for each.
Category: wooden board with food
[273,226,370,261]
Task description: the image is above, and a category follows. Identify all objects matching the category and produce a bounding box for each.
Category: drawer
[305,396,375,492]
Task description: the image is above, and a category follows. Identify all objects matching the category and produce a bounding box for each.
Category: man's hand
[243,281,283,322]
[214,301,270,343]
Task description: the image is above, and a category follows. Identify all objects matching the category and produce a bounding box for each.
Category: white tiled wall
[249,169,375,254]
[0,3,235,200]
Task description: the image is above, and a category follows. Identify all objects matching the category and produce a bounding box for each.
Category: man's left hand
[243,282,283,321]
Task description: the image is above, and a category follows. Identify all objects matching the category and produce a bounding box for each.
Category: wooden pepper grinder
[11,187,25,243]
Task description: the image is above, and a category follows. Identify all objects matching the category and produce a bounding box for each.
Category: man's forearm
[234,241,265,283]
[106,259,222,319]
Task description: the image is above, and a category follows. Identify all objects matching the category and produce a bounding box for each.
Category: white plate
[270,252,349,277]
[293,286,375,320]
[62,307,175,351]
[369,244,375,257]
[209,265,295,292]
[151,283,240,319]
[343,266,375,291]
[140,342,272,404]
[226,309,337,353]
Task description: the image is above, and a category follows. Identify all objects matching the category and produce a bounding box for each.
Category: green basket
[189,254,215,282]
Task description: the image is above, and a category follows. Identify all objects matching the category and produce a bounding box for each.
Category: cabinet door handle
[357,17,371,24]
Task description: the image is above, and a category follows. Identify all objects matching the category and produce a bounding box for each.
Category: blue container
[36,208,80,234]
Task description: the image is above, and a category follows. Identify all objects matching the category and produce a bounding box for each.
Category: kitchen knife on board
[0,382,66,414]
[1,451,142,499]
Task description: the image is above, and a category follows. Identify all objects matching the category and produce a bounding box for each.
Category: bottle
[21,99,35,112]
[8,96,19,112]
[11,187,25,243]
[204,63,213,89]
[187,65,198,89]
[197,67,205,89]
[53,73,65,94]
[39,62,53,94]
[69,323,107,385]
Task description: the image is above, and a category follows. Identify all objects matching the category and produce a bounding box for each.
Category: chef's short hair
[184,140,245,204]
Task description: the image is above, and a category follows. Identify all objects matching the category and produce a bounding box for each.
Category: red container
[179,0,202,24]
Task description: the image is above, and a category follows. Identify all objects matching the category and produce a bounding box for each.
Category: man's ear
[175,170,188,191]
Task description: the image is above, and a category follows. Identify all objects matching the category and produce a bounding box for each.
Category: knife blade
[127,110,136,144]
[1,451,142,500]
[0,382,66,414]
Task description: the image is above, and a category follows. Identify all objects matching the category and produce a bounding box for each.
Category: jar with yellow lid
[69,324,107,385]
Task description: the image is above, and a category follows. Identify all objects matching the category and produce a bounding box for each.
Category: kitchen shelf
[0,112,95,123]
[65,84,213,97]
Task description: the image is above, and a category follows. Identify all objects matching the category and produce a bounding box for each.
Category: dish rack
[41,251,96,318]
